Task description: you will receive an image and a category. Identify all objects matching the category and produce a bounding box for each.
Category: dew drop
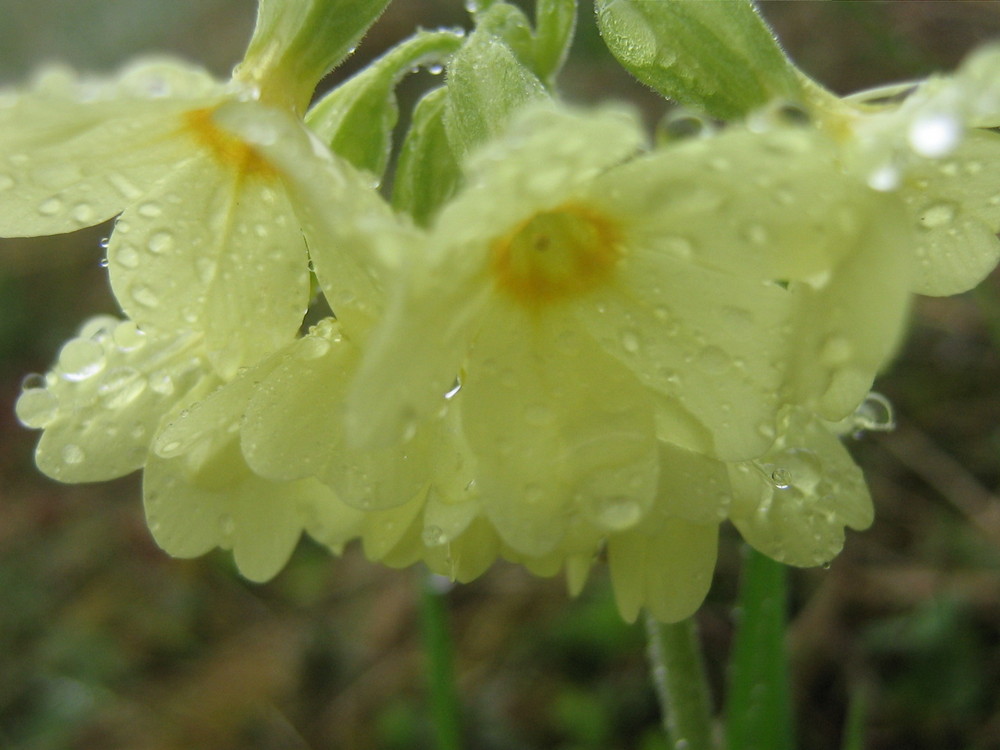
[70,202,95,224]
[149,371,175,396]
[427,63,444,75]
[37,197,63,216]
[422,525,448,547]
[15,388,59,428]
[595,495,643,530]
[98,257,109,268]
[62,444,85,465]
[112,321,147,351]
[113,244,140,269]
[620,329,641,354]
[770,468,792,490]
[852,391,895,433]
[147,231,174,254]
[21,372,47,390]
[130,284,160,308]
[297,336,330,360]
[57,339,106,381]
[137,201,162,218]
[444,378,462,400]
[918,201,957,229]
[867,162,900,192]
[908,112,962,158]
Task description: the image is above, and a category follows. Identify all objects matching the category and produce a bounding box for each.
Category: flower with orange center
[0,0,390,378]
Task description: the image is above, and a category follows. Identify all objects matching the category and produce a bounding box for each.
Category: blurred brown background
[2,2,1000,749]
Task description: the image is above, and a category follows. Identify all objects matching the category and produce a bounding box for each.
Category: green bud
[306,30,464,178]
[236,0,393,113]
[595,0,802,120]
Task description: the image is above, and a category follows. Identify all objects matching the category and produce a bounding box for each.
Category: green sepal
[444,22,548,154]
[594,0,803,120]
[237,0,393,113]
[534,0,578,83]
[470,0,578,86]
[306,30,464,178]
[392,87,462,226]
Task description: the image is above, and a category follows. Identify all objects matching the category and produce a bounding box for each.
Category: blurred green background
[2,2,1000,748]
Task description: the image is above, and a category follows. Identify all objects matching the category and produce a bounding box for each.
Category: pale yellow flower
[0,0,389,377]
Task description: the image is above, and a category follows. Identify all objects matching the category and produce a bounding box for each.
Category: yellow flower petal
[0,60,226,237]
[608,520,718,623]
[107,106,310,377]
[901,130,1000,295]
[728,408,873,568]
[461,305,659,555]
[144,439,323,582]
[17,316,207,482]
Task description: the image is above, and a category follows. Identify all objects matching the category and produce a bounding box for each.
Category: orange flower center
[490,203,622,308]
[181,107,277,179]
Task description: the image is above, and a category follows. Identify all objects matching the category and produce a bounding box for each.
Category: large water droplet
[112,321,147,351]
[58,338,106,381]
[70,202,94,224]
[852,391,895,433]
[908,112,962,158]
[15,388,59,428]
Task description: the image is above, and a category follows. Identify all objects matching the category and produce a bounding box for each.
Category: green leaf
[238,0,395,112]
[444,24,548,154]
[726,546,794,750]
[392,87,462,226]
[595,0,803,120]
[306,30,464,177]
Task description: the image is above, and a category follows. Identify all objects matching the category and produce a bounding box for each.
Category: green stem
[644,613,715,750]
[418,568,463,750]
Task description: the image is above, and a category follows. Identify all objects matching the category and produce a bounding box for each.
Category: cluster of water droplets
[15,314,206,476]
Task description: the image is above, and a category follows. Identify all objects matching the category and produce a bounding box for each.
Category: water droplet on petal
[594,495,643,530]
[770,467,792,490]
[0,174,14,191]
[37,197,62,216]
[422,525,448,546]
[918,201,957,229]
[113,244,140,269]
[130,284,160,308]
[296,336,330,360]
[908,112,962,158]
[112,321,147,351]
[70,202,94,224]
[852,392,895,433]
[137,201,162,218]
[444,378,462,400]
[620,329,641,354]
[62,444,85,465]
[98,257,109,268]
[741,223,769,245]
[58,338,106,381]
[147,231,174,254]
[219,513,235,537]
[15,388,59,428]
[867,162,900,192]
